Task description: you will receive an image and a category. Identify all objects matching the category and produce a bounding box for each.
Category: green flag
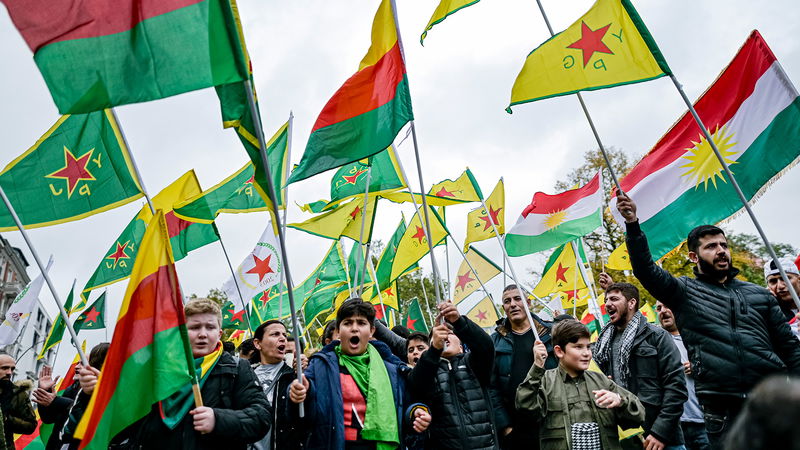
[174,162,268,223]
[304,284,349,325]
[73,291,107,333]
[221,300,248,331]
[250,285,291,330]
[296,242,349,323]
[347,241,365,287]
[37,280,75,359]
[0,111,143,231]
[403,298,428,333]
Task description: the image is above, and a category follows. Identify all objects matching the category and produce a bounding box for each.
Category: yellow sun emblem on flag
[544,210,568,230]
[679,125,738,190]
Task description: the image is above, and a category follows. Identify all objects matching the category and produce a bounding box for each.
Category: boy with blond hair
[516,320,644,450]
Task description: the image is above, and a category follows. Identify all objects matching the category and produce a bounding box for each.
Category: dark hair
[606,282,640,307]
[89,342,110,369]
[336,298,375,326]
[406,332,429,350]
[287,335,306,352]
[552,320,590,350]
[238,338,255,356]
[391,325,411,339]
[322,321,337,343]
[554,314,575,322]
[223,341,236,354]
[724,375,800,450]
[254,320,285,340]
[503,284,519,294]
[687,225,726,253]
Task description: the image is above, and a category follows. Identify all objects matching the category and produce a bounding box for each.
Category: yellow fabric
[556,288,591,309]
[371,282,399,311]
[606,242,632,271]
[358,0,398,70]
[229,330,245,349]
[420,0,480,43]
[533,244,587,297]
[453,248,501,304]
[509,0,666,107]
[639,302,657,323]
[383,170,481,206]
[289,197,377,244]
[465,296,499,328]
[390,207,448,280]
[464,179,504,251]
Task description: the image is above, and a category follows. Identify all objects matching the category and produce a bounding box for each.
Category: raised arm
[372,318,408,360]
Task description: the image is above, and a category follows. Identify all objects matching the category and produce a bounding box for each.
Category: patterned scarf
[593,312,641,388]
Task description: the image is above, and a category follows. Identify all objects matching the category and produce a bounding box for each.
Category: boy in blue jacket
[289,298,431,450]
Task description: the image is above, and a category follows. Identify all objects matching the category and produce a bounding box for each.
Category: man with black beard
[616,194,800,449]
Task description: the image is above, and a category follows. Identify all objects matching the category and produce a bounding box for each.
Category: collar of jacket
[693,265,740,285]
[493,315,552,337]
[556,364,586,382]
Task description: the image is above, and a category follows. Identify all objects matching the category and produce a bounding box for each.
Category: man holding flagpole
[616,194,800,448]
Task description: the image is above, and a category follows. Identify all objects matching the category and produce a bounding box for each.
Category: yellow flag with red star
[533,242,587,297]
[288,196,378,244]
[369,282,399,311]
[453,247,502,305]
[606,242,632,271]
[390,206,449,280]
[383,169,482,206]
[464,179,504,251]
[465,296,499,329]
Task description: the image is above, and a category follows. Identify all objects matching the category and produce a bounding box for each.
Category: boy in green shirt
[516,319,645,450]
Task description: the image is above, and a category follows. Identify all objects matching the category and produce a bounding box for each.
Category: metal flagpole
[571,244,579,318]
[666,74,800,310]
[532,1,624,194]
[242,80,305,416]
[279,111,294,321]
[356,166,373,296]
[419,274,436,325]
[367,258,388,321]
[216,226,254,332]
[343,238,354,295]
[0,187,88,366]
[103,289,109,342]
[576,238,605,327]
[448,236,495,306]
[444,237,452,299]
[110,108,157,215]
[388,0,444,305]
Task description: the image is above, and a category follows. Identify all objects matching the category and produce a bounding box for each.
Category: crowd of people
[1,194,799,449]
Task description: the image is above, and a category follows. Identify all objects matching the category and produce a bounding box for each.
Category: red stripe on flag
[164,211,193,238]
[311,43,406,133]
[621,31,776,190]
[14,422,41,447]
[79,264,183,436]
[3,0,205,52]
[522,173,600,216]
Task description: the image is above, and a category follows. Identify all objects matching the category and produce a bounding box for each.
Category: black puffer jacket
[126,352,270,449]
[627,220,800,399]
[408,316,498,449]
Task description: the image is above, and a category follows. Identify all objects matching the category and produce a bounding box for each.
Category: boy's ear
[553,344,565,359]
[369,325,375,337]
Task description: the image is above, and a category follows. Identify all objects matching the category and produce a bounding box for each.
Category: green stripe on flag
[505,210,601,257]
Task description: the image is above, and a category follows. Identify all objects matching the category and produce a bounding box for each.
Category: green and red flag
[288,0,413,184]
[0,111,143,231]
[81,171,219,302]
[610,31,800,259]
[221,300,248,331]
[403,297,428,333]
[74,210,195,449]
[37,280,76,359]
[2,0,247,114]
[73,292,107,333]
[174,161,268,223]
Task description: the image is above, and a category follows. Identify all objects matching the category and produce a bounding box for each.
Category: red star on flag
[555,263,570,283]
[342,168,367,185]
[435,187,455,198]
[478,205,502,231]
[405,317,417,330]
[566,21,614,67]
[349,205,362,220]
[84,307,101,324]
[106,241,131,269]
[246,254,275,282]
[412,226,427,244]
[563,290,580,301]
[383,287,394,297]
[227,308,246,323]
[46,148,96,198]
[476,309,488,322]
[257,292,270,309]
[455,271,475,291]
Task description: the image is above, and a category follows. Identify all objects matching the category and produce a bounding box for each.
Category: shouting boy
[516,320,645,450]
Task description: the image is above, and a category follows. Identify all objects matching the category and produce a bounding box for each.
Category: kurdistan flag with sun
[610,31,800,259]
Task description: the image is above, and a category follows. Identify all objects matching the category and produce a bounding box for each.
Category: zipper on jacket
[728,286,745,388]
[446,358,470,450]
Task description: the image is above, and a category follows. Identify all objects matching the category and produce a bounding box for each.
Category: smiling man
[616,194,800,449]
[288,298,431,450]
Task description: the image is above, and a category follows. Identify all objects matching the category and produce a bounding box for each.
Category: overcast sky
[2,0,799,372]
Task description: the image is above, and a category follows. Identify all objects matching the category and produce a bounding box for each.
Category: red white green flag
[506,172,602,256]
[610,31,800,259]
[2,0,247,114]
[288,0,413,184]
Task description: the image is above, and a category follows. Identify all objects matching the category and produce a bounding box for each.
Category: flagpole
[448,237,495,306]
[278,111,294,320]
[572,244,579,318]
[343,238,354,295]
[472,174,541,339]
[419,274,436,325]
[367,258,388,322]
[242,79,305,416]
[109,108,157,215]
[665,74,800,310]
[389,0,443,306]
[575,238,605,327]
[356,166,373,296]
[215,225,254,332]
[103,289,108,342]
[531,1,624,195]
[444,236,452,298]
[0,186,88,366]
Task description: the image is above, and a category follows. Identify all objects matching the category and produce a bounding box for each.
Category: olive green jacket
[516,365,645,450]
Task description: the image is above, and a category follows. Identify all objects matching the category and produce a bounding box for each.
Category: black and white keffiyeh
[571,422,601,450]
[593,312,642,388]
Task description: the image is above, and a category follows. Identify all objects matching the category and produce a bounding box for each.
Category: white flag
[222,222,282,308]
[0,256,53,346]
